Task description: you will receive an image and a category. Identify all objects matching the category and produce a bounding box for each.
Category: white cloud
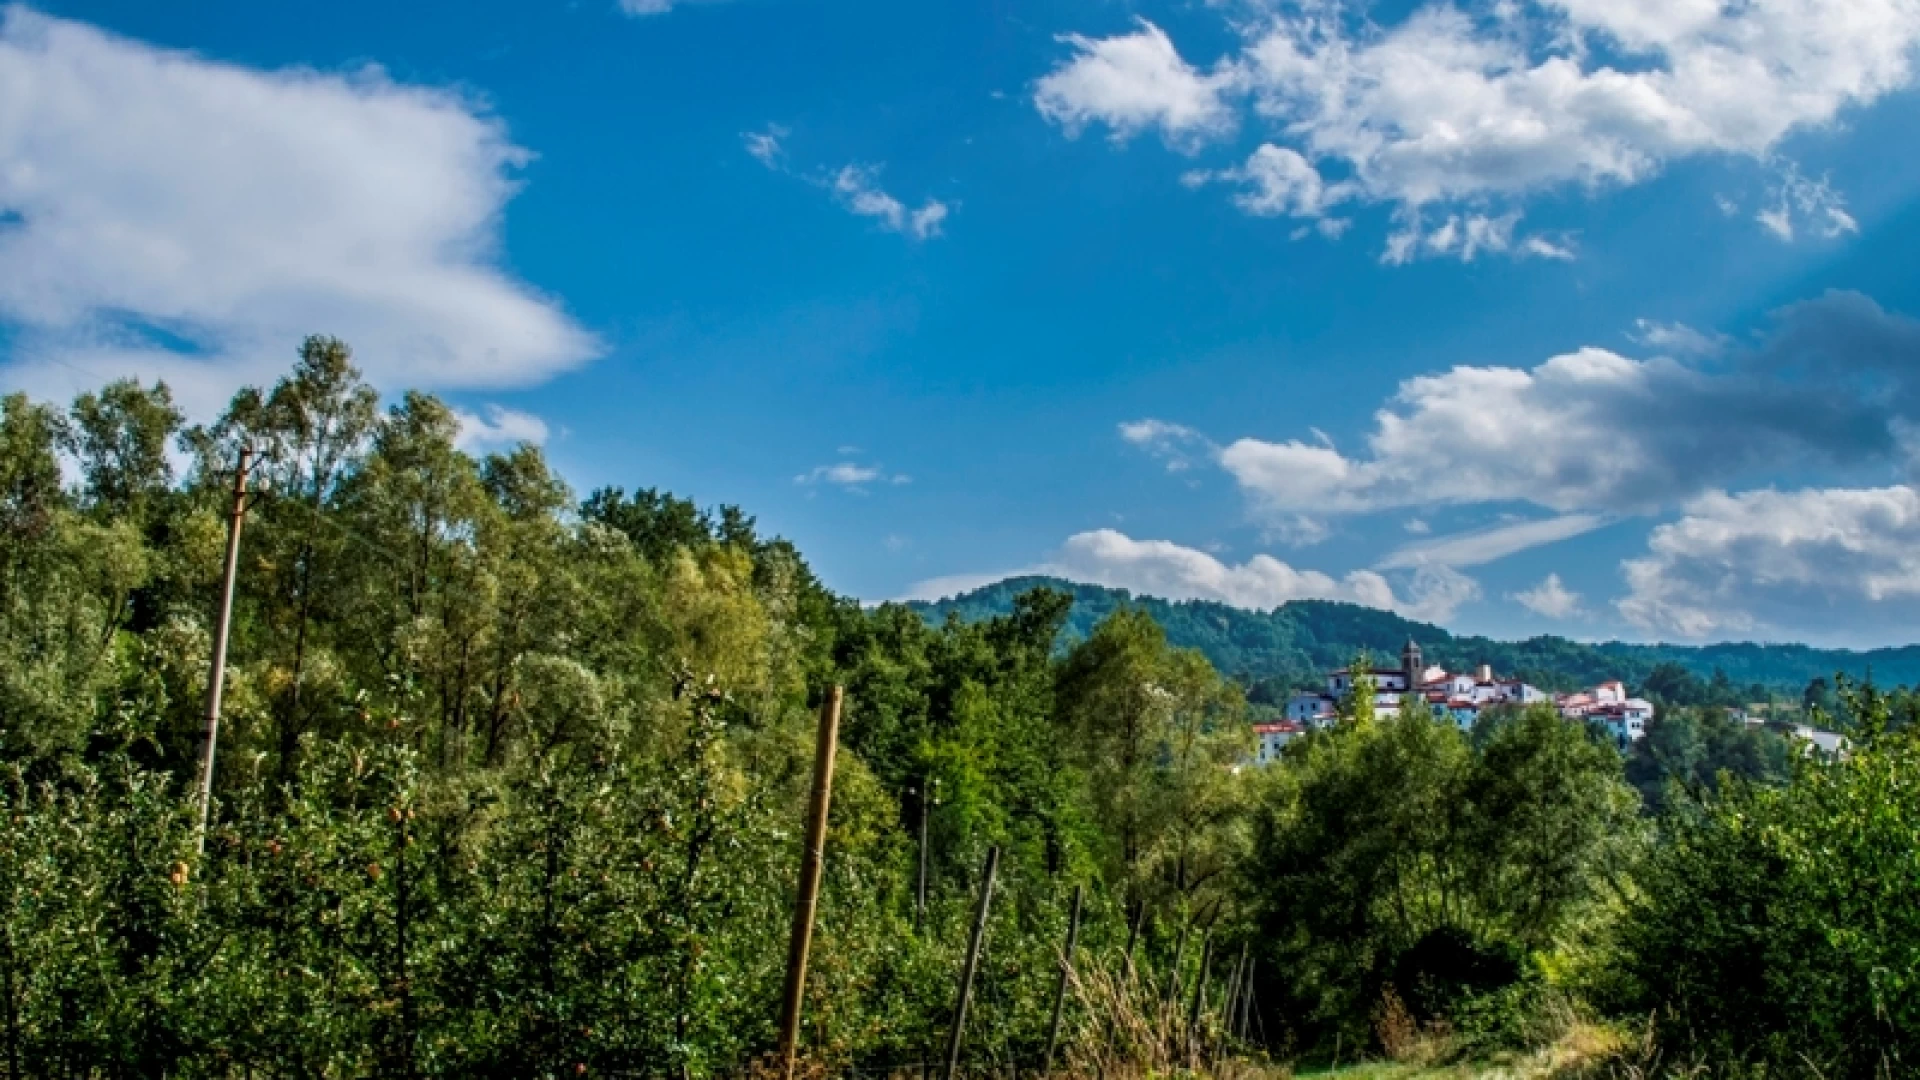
[794,459,909,491]
[1514,573,1583,619]
[1404,518,1432,535]
[1630,319,1725,356]
[740,131,949,240]
[896,570,1030,604]
[903,530,1483,621]
[1380,513,1606,569]
[1033,19,1238,151]
[829,165,950,240]
[455,404,549,452]
[618,0,732,16]
[796,462,880,486]
[1217,144,1350,218]
[0,9,598,417]
[1217,293,1920,517]
[1619,485,1920,640]
[742,125,786,167]
[1119,417,1215,471]
[1045,528,1480,621]
[1756,161,1860,243]
[1038,0,1919,256]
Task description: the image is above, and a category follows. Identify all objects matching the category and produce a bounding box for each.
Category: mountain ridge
[905,575,1920,694]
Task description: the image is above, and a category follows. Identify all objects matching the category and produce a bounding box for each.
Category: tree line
[2,338,1914,1077]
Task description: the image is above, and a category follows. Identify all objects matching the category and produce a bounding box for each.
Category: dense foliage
[0,343,1251,1076]
[3,339,1911,1077]
[1609,681,1920,1076]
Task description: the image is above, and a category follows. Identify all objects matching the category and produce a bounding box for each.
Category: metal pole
[777,686,844,1079]
[943,845,1000,1080]
[1040,884,1085,1074]
[195,447,251,854]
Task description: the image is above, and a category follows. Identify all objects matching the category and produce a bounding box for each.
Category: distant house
[1284,639,1549,733]
[1263,639,1651,759]
[1251,721,1305,764]
[1556,680,1654,747]
[1787,723,1850,759]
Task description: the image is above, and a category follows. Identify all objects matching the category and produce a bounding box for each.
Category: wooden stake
[194,447,251,854]
[1162,924,1188,1008]
[1186,934,1214,1059]
[943,845,1000,1080]
[1222,943,1249,1045]
[777,686,843,1079]
[1122,903,1145,983]
[1041,884,1085,1075]
[1237,958,1257,1042]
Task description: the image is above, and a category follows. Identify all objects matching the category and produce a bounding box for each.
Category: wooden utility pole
[194,447,252,853]
[777,686,844,1079]
[942,845,1000,1080]
[1041,884,1085,1075]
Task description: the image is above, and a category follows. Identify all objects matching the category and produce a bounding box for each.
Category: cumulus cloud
[0,9,598,417]
[1620,485,1920,639]
[902,530,1482,621]
[1033,20,1238,151]
[1514,573,1584,619]
[1216,292,1918,517]
[1036,0,1915,256]
[1046,529,1481,621]
[455,404,549,452]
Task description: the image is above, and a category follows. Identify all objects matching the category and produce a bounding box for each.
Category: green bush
[1611,682,1920,1077]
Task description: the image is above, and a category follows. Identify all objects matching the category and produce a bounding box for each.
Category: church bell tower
[1402,638,1423,680]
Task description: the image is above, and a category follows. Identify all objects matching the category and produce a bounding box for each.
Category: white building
[1555,681,1655,747]
[1251,721,1306,764]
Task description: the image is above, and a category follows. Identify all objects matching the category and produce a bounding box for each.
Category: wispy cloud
[830,165,949,240]
[1379,514,1607,571]
[742,126,950,240]
[794,460,910,492]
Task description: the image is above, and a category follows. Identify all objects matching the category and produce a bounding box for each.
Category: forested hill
[907,576,1920,695]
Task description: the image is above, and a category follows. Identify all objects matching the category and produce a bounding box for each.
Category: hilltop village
[1251,639,1654,764]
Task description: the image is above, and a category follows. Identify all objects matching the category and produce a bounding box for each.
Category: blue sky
[4,0,1920,646]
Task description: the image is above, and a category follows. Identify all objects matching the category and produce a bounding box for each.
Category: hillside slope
[907,576,1920,694]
